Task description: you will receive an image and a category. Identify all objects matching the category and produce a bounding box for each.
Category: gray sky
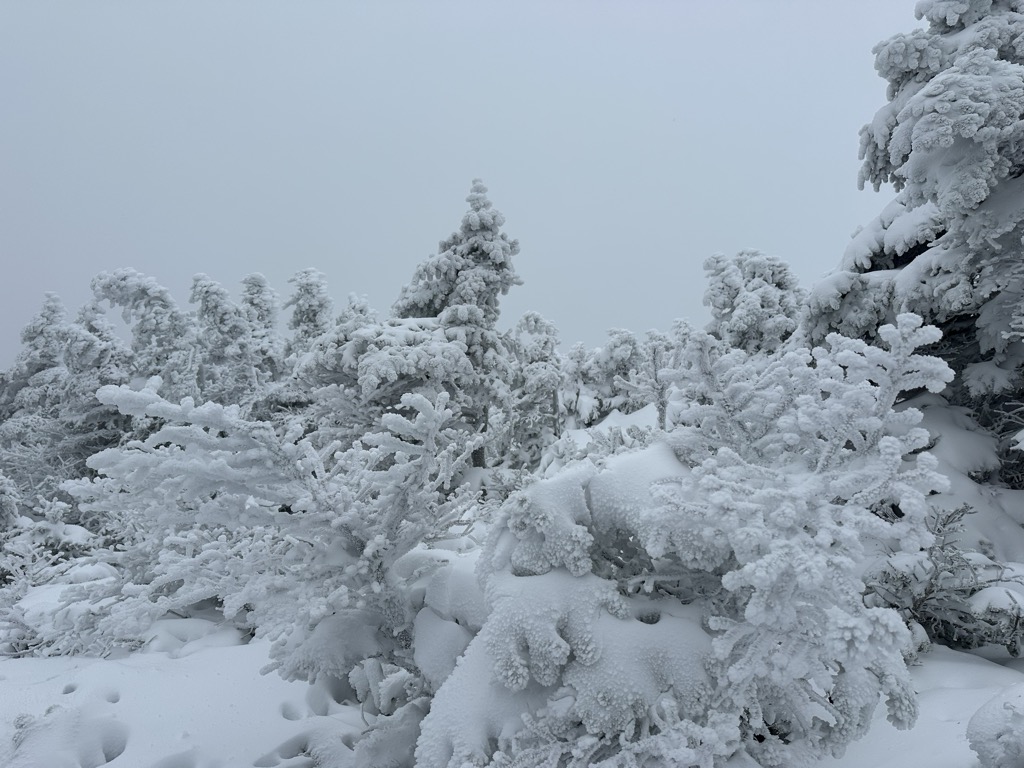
[0,1,918,367]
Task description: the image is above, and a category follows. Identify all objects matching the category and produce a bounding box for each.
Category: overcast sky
[0,1,919,367]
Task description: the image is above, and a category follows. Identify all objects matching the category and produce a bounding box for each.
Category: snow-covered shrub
[21,375,478,667]
[865,504,1024,656]
[417,454,735,768]
[418,313,952,768]
[270,389,482,683]
[0,295,131,522]
[0,501,98,656]
[561,329,647,428]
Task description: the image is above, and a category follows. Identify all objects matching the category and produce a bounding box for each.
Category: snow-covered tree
[0,296,130,519]
[807,0,1024,484]
[48,304,132,490]
[336,293,378,338]
[393,179,521,328]
[0,295,72,510]
[284,268,334,362]
[239,272,286,381]
[190,274,259,404]
[29,373,480,668]
[500,312,563,470]
[704,250,806,354]
[90,269,199,402]
[189,273,285,408]
[561,329,647,430]
[392,180,522,465]
[615,329,677,431]
[418,314,952,768]
[0,294,68,419]
[287,315,476,459]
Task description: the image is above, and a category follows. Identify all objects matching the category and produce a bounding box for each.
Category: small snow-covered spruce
[499,312,564,470]
[40,373,482,768]
[563,329,648,428]
[658,313,952,765]
[40,380,347,656]
[0,499,98,656]
[239,272,286,384]
[0,295,131,522]
[90,269,200,403]
[612,329,677,432]
[865,503,1024,656]
[703,250,807,355]
[392,179,521,329]
[270,390,482,768]
[289,313,478,461]
[190,273,281,408]
[283,267,334,363]
[418,313,952,768]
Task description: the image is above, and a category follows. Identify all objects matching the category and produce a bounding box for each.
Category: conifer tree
[0,294,68,422]
[0,295,130,520]
[51,304,132,490]
[90,269,200,402]
[0,295,72,510]
[284,268,334,363]
[504,312,563,469]
[190,274,256,404]
[704,250,806,354]
[807,0,1024,482]
[393,179,521,327]
[393,180,523,466]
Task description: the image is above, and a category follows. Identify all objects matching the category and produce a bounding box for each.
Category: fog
[0,1,918,366]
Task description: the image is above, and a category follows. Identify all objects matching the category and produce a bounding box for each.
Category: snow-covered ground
[830,646,1024,768]
[2,617,1023,767]
[0,618,364,768]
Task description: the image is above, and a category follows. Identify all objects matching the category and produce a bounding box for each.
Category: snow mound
[968,682,1024,768]
[5,706,128,768]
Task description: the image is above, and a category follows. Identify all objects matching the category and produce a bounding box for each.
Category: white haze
[0,1,917,366]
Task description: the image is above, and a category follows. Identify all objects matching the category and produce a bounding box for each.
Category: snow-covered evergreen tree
[190,273,285,408]
[807,0,1024,484]
[0,295,72,511]
[393,179,521,328]
[616,329,677,431]
[501,312,563,470]
[16,378,360,656]
[562,329,654,428]
[284,268,334,363]
[393,180,522,465]
[0,296,130,519]
[48,303,132,494]
[90,269,199,402]
[239,272,286,382]
[190,273,258,405]
[704,250,806,354]
[0,294,68,419]
[418,314,952,768]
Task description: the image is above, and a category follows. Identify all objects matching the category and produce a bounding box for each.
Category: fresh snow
[0,622,365,768]
[2,628,1023,767]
